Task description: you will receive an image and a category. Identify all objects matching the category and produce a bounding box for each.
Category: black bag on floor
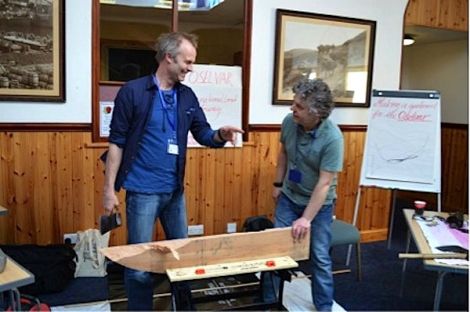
[0,244,77,295]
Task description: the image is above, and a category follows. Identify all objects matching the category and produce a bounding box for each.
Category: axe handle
[399,253,467,259]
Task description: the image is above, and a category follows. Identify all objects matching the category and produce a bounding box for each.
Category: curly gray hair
[292,78,334,119]
[154,32,198,63]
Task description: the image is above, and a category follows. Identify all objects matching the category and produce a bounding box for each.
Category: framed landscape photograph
[0,0,65,102]
[273,9,376,107]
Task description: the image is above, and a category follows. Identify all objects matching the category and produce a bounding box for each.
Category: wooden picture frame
[0,0,65,102]
[273,9,376,107]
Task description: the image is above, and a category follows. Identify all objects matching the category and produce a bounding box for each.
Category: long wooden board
[100,227,309,273]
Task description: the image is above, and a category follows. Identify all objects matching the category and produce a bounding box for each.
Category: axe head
[100,212,122,234]
[436,245,469,259]
[0,248,6,273]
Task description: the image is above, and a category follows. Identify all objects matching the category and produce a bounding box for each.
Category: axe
[100,212,122,234]
[399,245,468,260]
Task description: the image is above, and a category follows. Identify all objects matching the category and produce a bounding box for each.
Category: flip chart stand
[350,89,442,256]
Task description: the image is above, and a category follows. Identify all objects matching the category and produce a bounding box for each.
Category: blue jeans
[124,190,188,311]
[262,193,334,311]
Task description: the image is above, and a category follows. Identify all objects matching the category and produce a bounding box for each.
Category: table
[0,256,35,311]
[401,209,468,311]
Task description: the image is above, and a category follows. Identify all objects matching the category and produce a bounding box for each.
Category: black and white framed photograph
[0,0,65,102]
[273,9,376,107]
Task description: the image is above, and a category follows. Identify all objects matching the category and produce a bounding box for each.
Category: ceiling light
[403,34,415,46]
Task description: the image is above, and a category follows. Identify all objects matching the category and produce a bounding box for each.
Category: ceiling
[404,25,468,46]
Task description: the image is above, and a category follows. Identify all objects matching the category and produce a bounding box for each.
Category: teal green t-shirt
[281,113,344,206]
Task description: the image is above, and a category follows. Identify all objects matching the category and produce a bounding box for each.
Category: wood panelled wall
[0,126,467,246]
[406,0,468,31]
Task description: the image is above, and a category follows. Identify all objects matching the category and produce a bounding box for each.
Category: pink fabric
[449,227,469,247]
[420,219,468,249]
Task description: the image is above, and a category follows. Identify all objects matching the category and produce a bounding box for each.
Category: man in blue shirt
[103,32,243,311]
[263,78,344,311]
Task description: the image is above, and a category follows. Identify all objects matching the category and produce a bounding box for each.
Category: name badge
[288,169,302,183]
[167,139,179,155]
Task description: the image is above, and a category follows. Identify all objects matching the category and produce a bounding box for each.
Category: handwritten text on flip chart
[371,98,436,122]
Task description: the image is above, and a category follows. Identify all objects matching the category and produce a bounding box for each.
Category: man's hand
[292,217,311,242]
[103,190,119,216]
[218,126,244,145]
[272,187,282,201]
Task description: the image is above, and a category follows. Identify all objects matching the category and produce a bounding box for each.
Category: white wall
[0,0,408,125]
[401,40,468,124]
[249,0,408,125]
[0,0,92,123]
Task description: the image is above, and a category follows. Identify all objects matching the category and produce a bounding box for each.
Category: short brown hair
[154,32,198,63]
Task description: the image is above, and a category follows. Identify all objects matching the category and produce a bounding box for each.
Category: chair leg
[356,243,362,281]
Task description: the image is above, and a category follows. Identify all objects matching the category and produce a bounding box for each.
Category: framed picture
[273,9,376,107]
[0,0,65,102]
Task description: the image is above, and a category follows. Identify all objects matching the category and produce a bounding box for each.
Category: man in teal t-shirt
[263,78,344,311]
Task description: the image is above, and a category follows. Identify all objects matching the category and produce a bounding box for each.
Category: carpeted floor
[330,242,468,311]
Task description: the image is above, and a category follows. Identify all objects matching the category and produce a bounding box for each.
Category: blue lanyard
[153,75,177,132]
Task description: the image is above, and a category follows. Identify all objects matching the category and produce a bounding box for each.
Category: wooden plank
[101,227,309,273]
[0,133,14,244]
[406,0,440,28]
[200,149,216,235]
[437,0,468,31]
[54,132,74,238]
[240,143,255,223]
[213,148,226,234]
[13,133,34,243]
[223,148,235,229]
[33,133,54,243]
[405,0,468,31]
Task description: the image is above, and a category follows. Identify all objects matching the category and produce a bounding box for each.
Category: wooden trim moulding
[360,228,388,242]
[242,0,252,142]
[0,123,91,132]
[91,0,101,142]
[340,125,367,132]
[249,124,367,132]
[442,123,468,130]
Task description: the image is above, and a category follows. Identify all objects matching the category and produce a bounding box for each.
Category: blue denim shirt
[107,74,224,192]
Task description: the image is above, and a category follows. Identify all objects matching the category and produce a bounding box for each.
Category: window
[92,0,251,142]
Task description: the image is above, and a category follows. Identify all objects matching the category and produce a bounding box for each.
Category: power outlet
[188,224,204,236]
[64,233,78,244]
[227,222,237,233]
